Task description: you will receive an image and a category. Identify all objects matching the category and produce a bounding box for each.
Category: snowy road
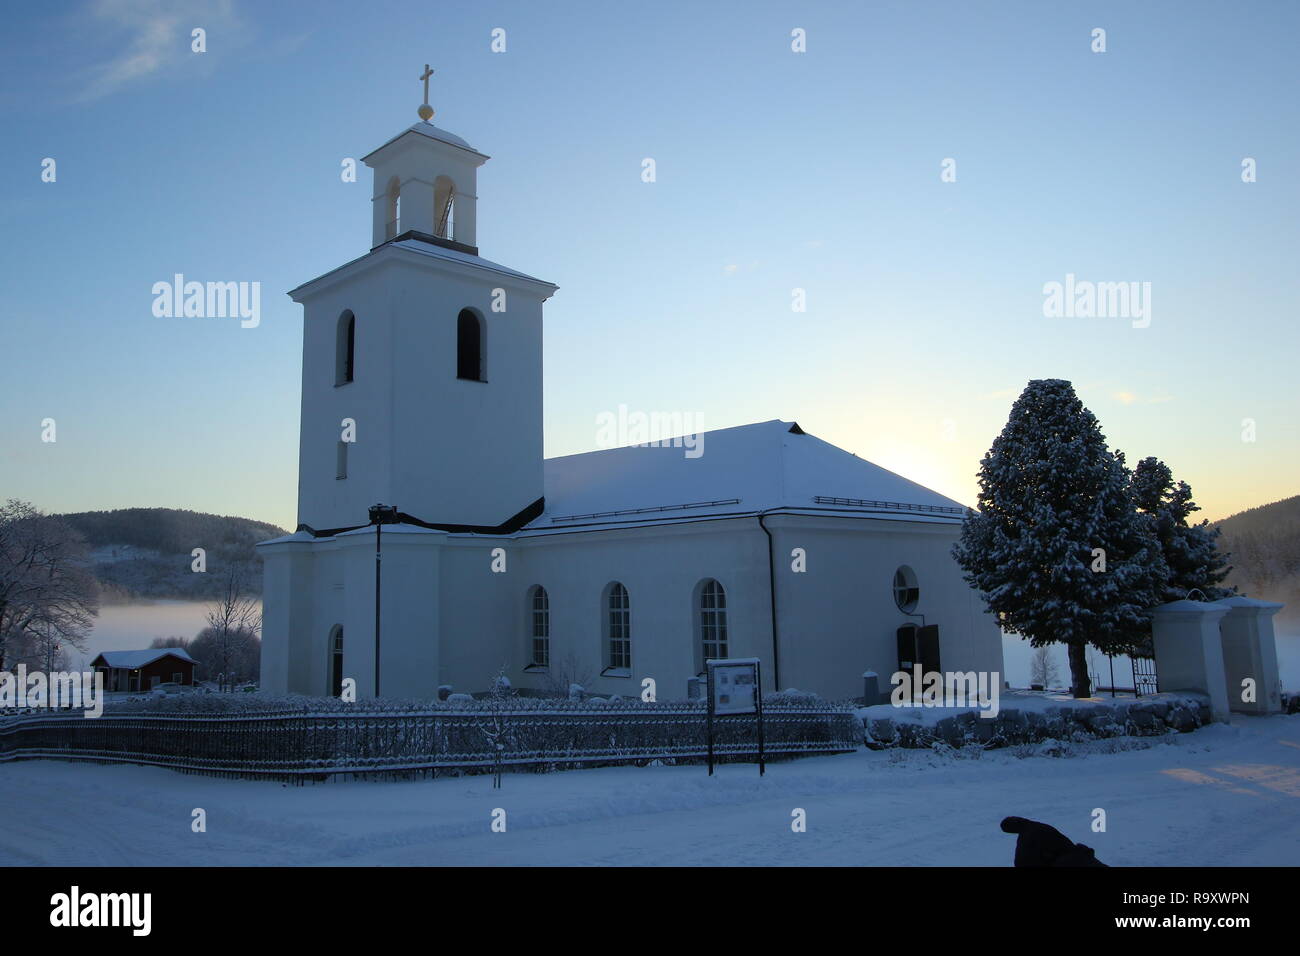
[2,716,1298,866]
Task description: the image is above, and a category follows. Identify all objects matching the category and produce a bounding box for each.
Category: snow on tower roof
[390,238,554,287]
[287,239,556,302]
[361,122,488,162]
[522,420,969,535]
[92,648,197,669]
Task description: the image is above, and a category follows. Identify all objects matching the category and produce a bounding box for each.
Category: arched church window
[893,566,919,614]
[697,578,728,673]
[604,582,631,673]
[528,585,550,668]
[457,309,484,381]
[335,310,355,385]
[329,626,344,697]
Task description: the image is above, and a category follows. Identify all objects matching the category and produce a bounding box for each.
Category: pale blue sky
[2,0,1297,530]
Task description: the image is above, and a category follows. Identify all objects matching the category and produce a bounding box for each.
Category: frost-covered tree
[148,635,191,650]
[1029,645,1060,690]
[201,560,261,691]
[0,500,99,672]
[189,626,259,686]
[1130,457,1233,602]
[953,380,1168,697]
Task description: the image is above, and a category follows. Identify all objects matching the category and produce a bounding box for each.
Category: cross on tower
[418,64,435,121]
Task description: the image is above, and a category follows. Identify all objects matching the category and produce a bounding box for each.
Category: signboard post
[705,658,764,776]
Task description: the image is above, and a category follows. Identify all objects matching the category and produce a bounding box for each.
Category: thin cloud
[74,0,240,102]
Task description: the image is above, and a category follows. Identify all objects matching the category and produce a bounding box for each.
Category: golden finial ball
[418,104,434,121]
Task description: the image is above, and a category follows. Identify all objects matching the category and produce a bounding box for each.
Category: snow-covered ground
[2,715,1298,866]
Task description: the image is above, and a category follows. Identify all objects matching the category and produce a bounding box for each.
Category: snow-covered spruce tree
[953,380,1168,697]
[1130,457,1233,603]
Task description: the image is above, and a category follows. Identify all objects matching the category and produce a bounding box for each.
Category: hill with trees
[55,508,286,600]
[1215,496,1300,625]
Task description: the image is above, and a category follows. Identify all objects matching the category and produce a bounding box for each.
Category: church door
[896,624,941,675]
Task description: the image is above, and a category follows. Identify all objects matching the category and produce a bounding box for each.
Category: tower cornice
[287,240,557,304]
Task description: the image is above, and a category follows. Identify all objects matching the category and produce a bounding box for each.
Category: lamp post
[369,504,399,698]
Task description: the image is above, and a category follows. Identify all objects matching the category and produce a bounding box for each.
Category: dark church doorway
[897,623,941,676]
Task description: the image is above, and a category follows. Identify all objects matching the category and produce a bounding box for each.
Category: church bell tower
[288,70,558,533]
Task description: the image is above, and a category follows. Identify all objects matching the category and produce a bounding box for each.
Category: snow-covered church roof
[521,420,968,535]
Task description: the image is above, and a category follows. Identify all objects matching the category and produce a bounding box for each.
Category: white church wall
[294,253,547,533]
[286,528,444,701]
[296,263,398,532]
[435,538,521,694]
[308,545,346,696]
[258,537,317,696]
[370,527,443,699]
[767,515,1003,701]
[386,259,545,529]
[498,519,773,700]
[263,513,1001,703]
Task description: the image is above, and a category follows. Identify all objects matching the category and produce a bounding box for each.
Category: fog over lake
[67,600,251,671]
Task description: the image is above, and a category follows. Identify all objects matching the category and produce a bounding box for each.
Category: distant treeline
[1214,495,1300,622]
[56,508,286,601]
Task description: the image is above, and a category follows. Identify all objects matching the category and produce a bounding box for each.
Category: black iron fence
[0,700,859,780]
[1132,655,1158,697]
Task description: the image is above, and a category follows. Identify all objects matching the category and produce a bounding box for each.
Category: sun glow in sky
[1,0,1297,530]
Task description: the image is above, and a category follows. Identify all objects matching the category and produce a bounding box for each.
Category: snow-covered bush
[861,691,1214,751]
[766,688,822,704]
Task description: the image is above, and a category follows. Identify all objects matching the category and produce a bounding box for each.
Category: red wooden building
[90,648,197,693]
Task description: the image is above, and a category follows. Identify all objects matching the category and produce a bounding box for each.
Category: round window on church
[893,566,919,613]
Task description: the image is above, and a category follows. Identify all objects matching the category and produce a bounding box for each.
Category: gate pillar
[1215,596,1284,715]
[1149,600,1231,723]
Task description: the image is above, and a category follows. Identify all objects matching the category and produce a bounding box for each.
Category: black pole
[374,520,381,698]
[706,665,715,776]
[757,514,781,691]
[756,660,765,776]
[369,504,397,699]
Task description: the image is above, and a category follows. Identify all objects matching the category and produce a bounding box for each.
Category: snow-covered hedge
[859,692,1214,750]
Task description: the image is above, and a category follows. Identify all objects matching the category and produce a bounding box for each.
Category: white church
[257,91,1004,702]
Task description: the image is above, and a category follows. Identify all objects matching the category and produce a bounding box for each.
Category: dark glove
[1001,816,1108,867]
